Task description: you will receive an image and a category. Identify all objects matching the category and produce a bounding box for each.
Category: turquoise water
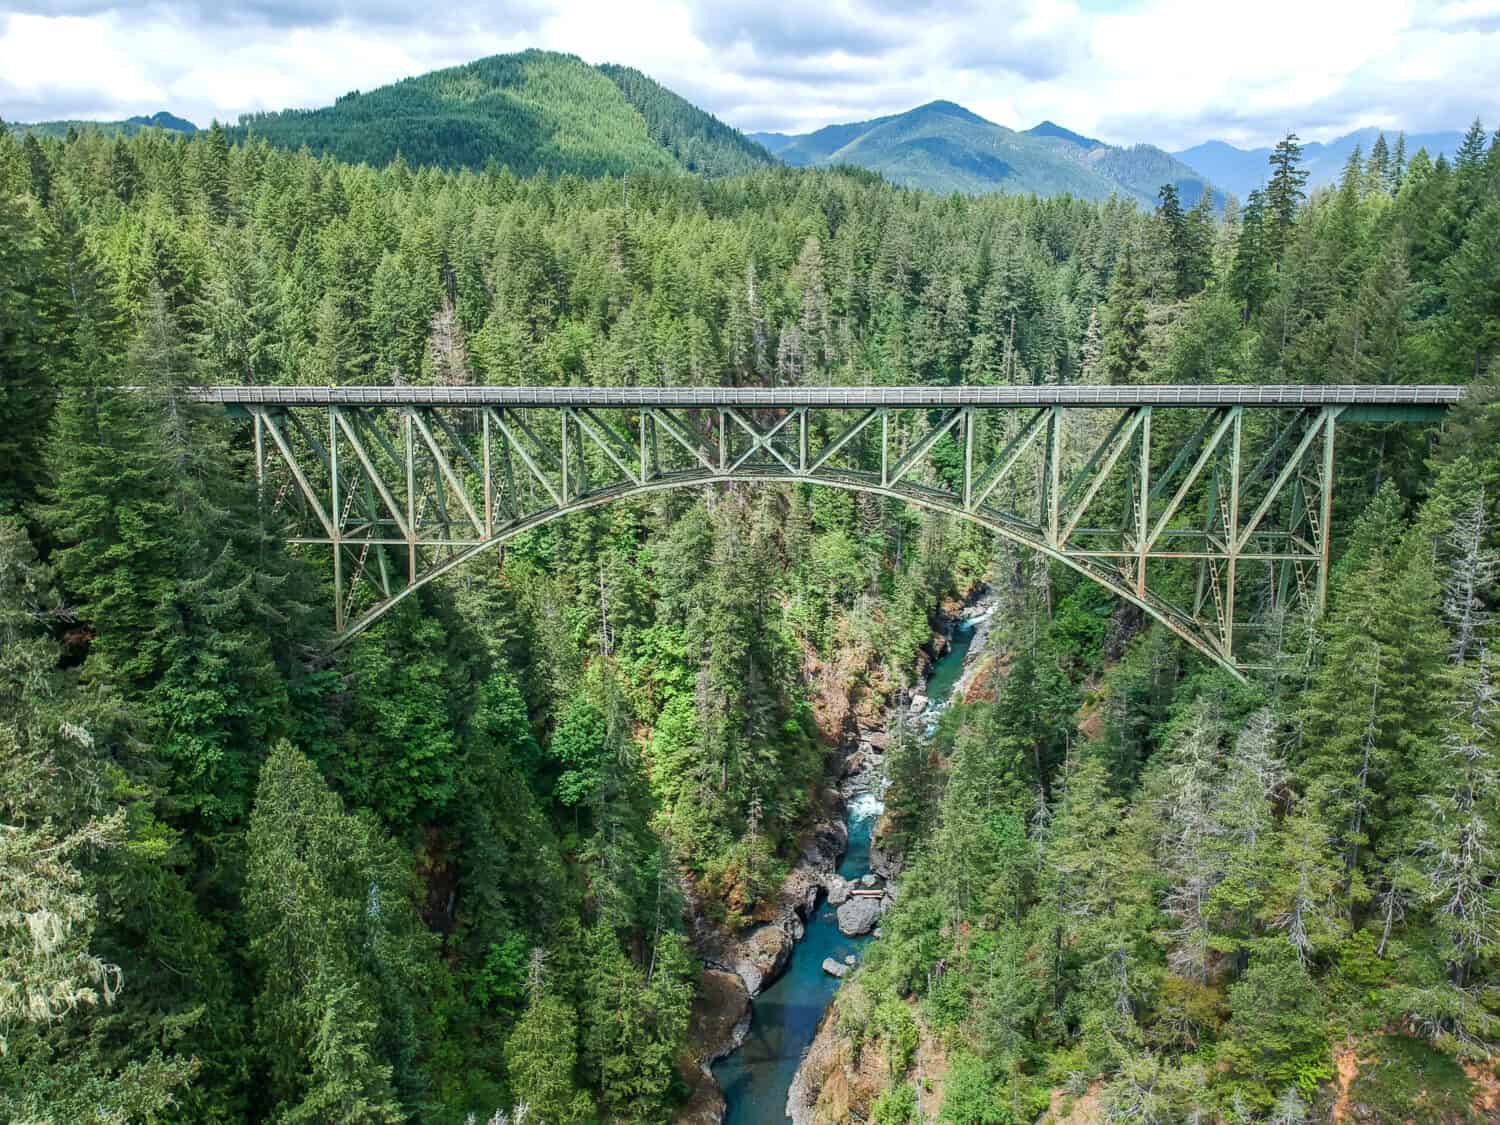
[713,616,980,1122]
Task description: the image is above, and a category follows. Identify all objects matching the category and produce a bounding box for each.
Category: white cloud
[1,0,1496,148]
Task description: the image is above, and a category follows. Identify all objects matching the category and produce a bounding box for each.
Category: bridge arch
[333,469,1237,675]
[200,383,1461,682]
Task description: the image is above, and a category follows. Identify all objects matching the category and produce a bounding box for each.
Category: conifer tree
[1264,134,1309,261]
[1099,246,1148,384]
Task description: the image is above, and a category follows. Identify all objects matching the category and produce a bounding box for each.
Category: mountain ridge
[6,109,197,138]
[226,49,774,178]
[756,102,1220,207]
[1173,127,1468,197]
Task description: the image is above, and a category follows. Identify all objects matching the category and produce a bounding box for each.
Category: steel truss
[209,386,1456,679]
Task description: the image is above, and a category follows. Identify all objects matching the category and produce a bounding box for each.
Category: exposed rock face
[907,692,929,714]
[836,896,883,936]
[683,812,848,996]
[868,849,893,881]
[841,748,871,777]
[676,969,751,1124]
[821,957,848,979]
[734,925,793,996]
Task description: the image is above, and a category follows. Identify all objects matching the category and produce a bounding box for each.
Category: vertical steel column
[880,409,889,486]
[1136,407,1151,597]
[329,408,343,632]
[253,408,265,505]
[1047,406,1063,547]
[404,409,416,584]
[962,406,974,509]
[482,407,493,539]
[798,408,808,474]
[560,410,570,502]
[1317,409,1337,613]
[718,409,727,473]
[639,408,649,483]
[1223,407,1242,657]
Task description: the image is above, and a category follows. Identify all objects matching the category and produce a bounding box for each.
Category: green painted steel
[213,385,1457,678]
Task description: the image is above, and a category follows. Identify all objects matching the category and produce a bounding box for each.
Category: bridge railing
[190,384,1466,409]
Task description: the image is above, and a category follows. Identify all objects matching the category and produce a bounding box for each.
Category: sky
[1,0,1498,150]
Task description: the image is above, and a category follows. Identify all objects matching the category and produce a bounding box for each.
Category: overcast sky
[2,1,1497,149]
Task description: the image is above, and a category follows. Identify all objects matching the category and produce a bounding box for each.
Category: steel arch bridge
[195,384,1461,679]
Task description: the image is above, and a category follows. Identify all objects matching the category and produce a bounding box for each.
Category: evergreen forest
[2,106,1499,1125]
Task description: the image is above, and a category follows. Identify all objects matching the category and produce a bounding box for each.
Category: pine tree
[1264,134,1310,261]
[246,742,434,1120]
[1229,189,1271,321]
[1294,494,1449,899]
[1099,247,1148,384]
[1367,133,1391,195]
[505,955,590,1124]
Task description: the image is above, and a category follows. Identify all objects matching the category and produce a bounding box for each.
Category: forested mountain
[227,48,775,178]
[2,106,1499,1125]
[6,109,197,139]
[751,101,1220,206]
[1175,125,1467,198]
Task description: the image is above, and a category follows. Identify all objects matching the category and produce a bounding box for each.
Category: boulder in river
[826,876,852,906]
[837,896,882,936]
[820,957,847,979]
[844,955,857,966]
[907,692,929,715]
[860,873,878,888]
[734,925,793,995]
[677,968,751,1123]
[841,748,870,777]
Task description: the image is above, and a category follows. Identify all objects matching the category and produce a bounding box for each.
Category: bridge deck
[190,384,1465,409]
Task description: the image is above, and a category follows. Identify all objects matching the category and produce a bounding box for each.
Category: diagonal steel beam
[257,408,334,539]
[1148,408,1220,502]
[429,410,486,482]
[489,407,563,508]
[808,408,879,474]
[726,407,797,473]
[1135,406,1152,595]
[408,408,484,536]
[332,409,411,540]
[968,408,1049,511]
[886,408,962,488]
[649,408,717,473]
[1236,408,1338,553]
[571,407,642,486]
[1145,408,1237,553]
[1060,408,1147,545]
[1061,409,1135,512]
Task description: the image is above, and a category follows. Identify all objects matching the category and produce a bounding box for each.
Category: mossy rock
[1346,1035,1477,1123]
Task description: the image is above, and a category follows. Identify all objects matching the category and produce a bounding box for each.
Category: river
[712,615,983,1122]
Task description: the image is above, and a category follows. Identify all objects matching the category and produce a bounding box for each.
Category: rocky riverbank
[785,592,998,1125]
[675,587,996,1124]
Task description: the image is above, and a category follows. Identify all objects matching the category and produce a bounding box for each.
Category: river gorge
[706,603,992,1122]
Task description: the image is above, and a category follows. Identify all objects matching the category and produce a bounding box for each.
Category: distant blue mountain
[1173,127,1466,198]
[746,102,1221,207]
[125,111,197,133]
[8,109,197,139]
[1024,120,1105,149]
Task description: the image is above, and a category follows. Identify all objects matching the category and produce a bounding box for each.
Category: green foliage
[504,986,591,1123]
[1347,1035,1479,1124]
[1220,946,1332,1108]
[246,743,438,1118]
[7,102,1500,1124]
[231,50,767,181]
